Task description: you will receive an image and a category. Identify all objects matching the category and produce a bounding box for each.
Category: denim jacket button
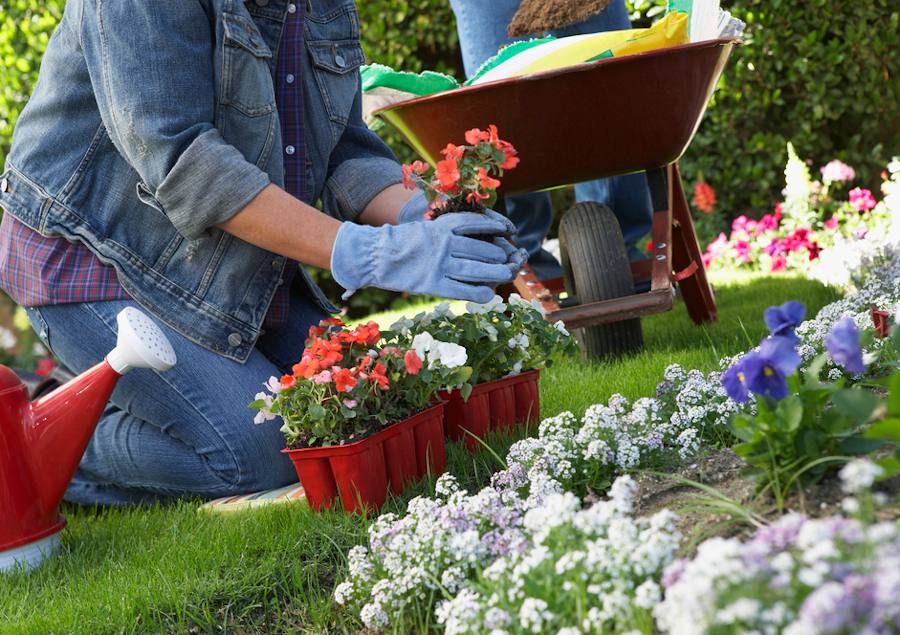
[0,178,8,193]
[271,258,283,270]
[334,54,346,68]
[228,332,243,347]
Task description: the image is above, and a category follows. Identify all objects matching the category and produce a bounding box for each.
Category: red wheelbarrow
[376,38,737,358]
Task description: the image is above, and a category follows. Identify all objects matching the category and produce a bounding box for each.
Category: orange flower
[487,124,501,147]
[401,160,429,189]
[478,167,501,191]
[498,140,520,170]
[322,317,345,327]
[369,362,390,389]
[435,158,461,190]
[467,191,490,205]
[465,127,490,145]
[292,357,319,379]
[404,350,423,375]
[280,374,296,389]
[441,143,465,160]
[693,180,717,214]
[333,368,357,393]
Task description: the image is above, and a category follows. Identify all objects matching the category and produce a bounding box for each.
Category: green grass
[0,273,841,634]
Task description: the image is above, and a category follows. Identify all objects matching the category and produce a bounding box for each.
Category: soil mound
[508,0,613,37]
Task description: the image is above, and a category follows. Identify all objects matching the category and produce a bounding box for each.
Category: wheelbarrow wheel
[559,202,643,360]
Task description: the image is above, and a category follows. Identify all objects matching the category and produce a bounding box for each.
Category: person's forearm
[358,182,417,226]
[217,184,340,270]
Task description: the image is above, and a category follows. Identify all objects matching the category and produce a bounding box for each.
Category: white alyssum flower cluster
[435,476,681,635]
[655,512,900,635]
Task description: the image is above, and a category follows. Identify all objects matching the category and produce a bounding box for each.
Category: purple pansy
[741,336,802,400]
[722,361,751,403]
[764,300,806,343]
[825,317,866,374]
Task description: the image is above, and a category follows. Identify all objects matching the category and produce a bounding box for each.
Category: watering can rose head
[250,318,472,448]
[401,125,519,219]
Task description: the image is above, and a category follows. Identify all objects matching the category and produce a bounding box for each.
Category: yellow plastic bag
[470,12,689,85]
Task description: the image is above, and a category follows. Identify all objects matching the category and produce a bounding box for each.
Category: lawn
[0,273,841,634]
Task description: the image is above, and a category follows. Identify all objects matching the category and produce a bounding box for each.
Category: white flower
[263,376,283,394]
[252,392,276,424]
[412,331,435,359]
[333,581,354,605]
[0,326,16,350]
[433,341,468,369]
[553,320,570,337]
[634,579,661,609]
[390,316,415,336]
[432,301,455,318]
[841,497,860,514]
[466,294,507,315]
[839,458,884,493]
[509,292,546,316]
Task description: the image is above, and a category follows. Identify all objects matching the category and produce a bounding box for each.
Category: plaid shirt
[0,4,307,330]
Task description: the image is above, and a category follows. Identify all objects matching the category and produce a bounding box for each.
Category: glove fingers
[437,212,514,238]
[450,235,508,264]
[439,280,496,304]
[447,258,517,285]
[481,209,517,234]
[493,238,529,269]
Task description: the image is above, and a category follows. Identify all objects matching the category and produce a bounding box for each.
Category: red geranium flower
[693,180,717,214]
[477,167,501,191]
[35,357,55,377]
[498,141,520,170]
[292,357,319,379]
[333,368,357,393]
[464,127,490,145]
[402,160,430,189]
[369,362,390,389]
[435,159,461,190]
[441,143,465,160]
[280,374,296,389]
[404,350,423,375]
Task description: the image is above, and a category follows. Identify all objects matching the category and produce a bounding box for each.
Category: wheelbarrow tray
[376,38,735,194]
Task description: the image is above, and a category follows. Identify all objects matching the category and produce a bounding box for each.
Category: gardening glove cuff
[397,191,430,224]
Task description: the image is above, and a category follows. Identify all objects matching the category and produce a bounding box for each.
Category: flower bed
[703,151,899,283]
[333,241,900,632]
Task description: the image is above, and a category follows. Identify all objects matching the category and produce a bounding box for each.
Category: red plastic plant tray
[376,39,736,194]
[283,404,446,513]
[440,370,541,451]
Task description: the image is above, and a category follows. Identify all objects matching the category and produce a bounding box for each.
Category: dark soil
[508,0,613,37]
[632,449,900,545]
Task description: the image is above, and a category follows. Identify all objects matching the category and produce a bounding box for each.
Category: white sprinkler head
[105,308,177,374]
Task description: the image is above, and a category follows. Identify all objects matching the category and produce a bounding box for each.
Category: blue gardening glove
[332,212,525,303]
[397,193,527,274]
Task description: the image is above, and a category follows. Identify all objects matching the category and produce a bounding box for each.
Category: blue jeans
[450,0,653,276]
[25,294,326,506]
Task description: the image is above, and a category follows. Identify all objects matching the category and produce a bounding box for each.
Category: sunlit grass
[0,273,841,633]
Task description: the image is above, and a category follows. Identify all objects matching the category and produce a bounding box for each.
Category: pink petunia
[821,160,855,183]
[848,187,876,212]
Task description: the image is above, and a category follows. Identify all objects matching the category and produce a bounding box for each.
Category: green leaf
[308,404,327,421]
[838,435,885,455]
[876,455,900,478]
[460,382,473,402]
[864,417,900,443]
[831,388,880,421]
[887,372,900,416]
[778,395,804,431]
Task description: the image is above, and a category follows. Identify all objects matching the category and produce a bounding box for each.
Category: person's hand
[332,212,527,303]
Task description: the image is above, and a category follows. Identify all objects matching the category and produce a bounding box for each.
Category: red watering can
[0,308,176,572]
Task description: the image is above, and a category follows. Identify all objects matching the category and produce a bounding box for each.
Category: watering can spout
[1,308,175,572]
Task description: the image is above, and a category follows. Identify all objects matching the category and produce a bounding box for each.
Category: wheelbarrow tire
[559,202,643,359]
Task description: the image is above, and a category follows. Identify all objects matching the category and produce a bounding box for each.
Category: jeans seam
[80,301,247,490]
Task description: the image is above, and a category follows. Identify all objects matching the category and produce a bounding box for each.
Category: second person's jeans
[450,0,654,275]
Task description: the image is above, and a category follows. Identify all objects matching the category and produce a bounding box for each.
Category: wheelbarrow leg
[669,164,717,324]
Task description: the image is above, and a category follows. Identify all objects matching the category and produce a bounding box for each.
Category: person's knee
[216,422,296,493]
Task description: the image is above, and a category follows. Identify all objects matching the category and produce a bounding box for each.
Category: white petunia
[252,392,276,424]
[553,320,570,337]
[839,458,884,493]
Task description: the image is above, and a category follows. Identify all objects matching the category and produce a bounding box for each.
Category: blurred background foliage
[0,0,897,317]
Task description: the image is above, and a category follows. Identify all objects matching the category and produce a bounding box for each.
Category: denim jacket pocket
[221,11,276,117]
[308,40,365,125]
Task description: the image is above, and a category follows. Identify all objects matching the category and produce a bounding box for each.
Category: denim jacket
[0,0,402,362]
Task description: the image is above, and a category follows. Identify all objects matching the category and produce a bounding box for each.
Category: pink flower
[821,160,855,183]
[312,370,332,384]
[824,216,839,230]
[342,399,358,409]
[848,187,876,212]
[733,240,751,263]
[771,255,787,272]
[757,213,779,233]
